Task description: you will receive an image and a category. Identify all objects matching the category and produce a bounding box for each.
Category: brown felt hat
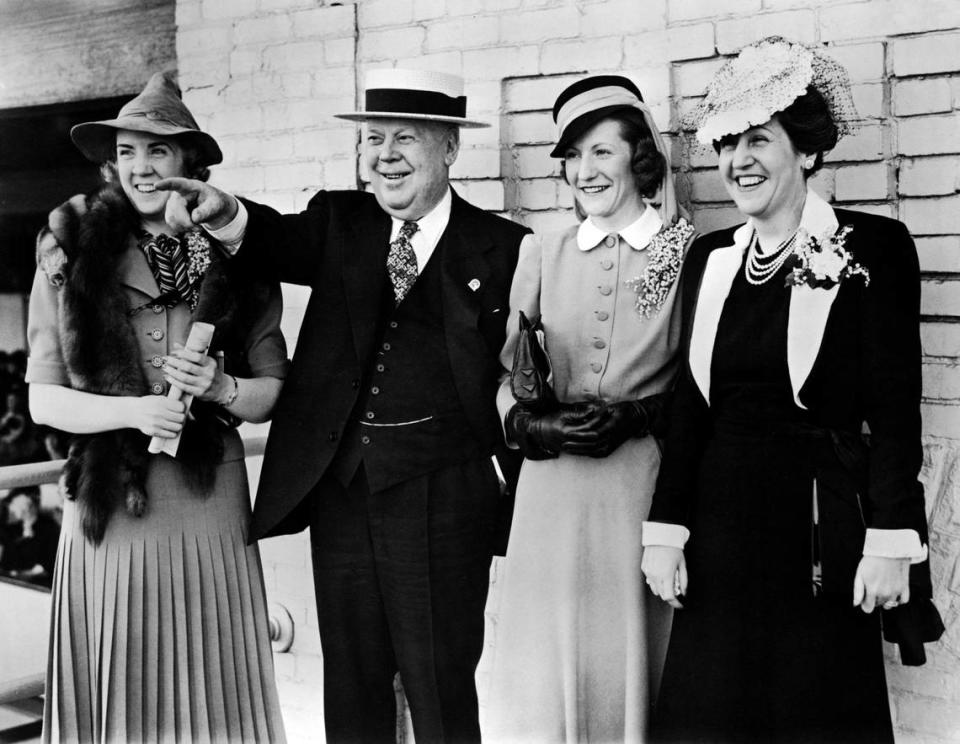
[70,72,222,166]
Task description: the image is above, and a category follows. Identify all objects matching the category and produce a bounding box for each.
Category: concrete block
[358,25,425,62]
[624,31,668,69]
[541,36,622,75]
[517,178,561,210]
[294,126,358,159]
[923,362,960,401]
[234,15,292,45]
[175,0,203,28]
[483,0,525,11]
[921,275,960,314]
[325,38,356,66]
[463,45,540,80]
[209,164,265,193]
[898,115,960,157]
[826,42,886,84]
[842,201,895,219]
[289,5,356,39]
[395,50,464,75]
[505,111,555,145]
[452,179,505,210]
[504,74,581,113]
[426,16,499,52]
[894,32,960,77]
[892,689,960,738]
[716,10,815,54]
[916,237,960,273]
[674,58,726,98]
[202,0,258,21]
[523,209,577,234]
[893,79,954,117]
[229,46,263,79]
[265,161,325,192]
[691,204,743,233]
[580,0,666,37]
[509,144,561,179]
[834,162,889,202]
[898,157,960,197]
[826,124,884,163]
[499,5,581,44]
[451,147,503,180]
[413,0,446,21]
[263,40,328,72]
[851,83,883,120]
[664,22,715,61]
[265,98,352,132]
[821,0,960,43]
[210,105,264,136]
[669,0,761,22]
[922,322,960,357]
[358,0,414,28]
[177,25,232,56]
[808,168,836,203]
[690,169,729,203]
[323,157,359,190]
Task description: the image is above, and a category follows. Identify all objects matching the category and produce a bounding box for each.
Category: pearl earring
[803,157,816,170]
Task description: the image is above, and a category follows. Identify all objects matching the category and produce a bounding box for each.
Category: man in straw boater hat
[158,69,530,742]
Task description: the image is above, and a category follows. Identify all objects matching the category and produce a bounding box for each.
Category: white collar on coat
[688,188,841,409]
[576,205,663,252]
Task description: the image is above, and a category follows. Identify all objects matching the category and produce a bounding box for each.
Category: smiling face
[563,118,645,231]
[717,117,809,225]
[115,130,187,225]
[364,119,459,221]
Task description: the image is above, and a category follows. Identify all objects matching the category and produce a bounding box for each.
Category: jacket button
[371,386,380,395]
[593,339,606,349]
[150,328,164,341]
[389,321,398,329]
[601,259,614,270]
[361,435,371,445]
[376,364,385,373]
[152,305,164,314]
[151,382,165,395]
[590,362,602,373]
[328,431,338,442]
[596,311,609,321]
[366,411,375,420]
[604,235,617,248]
[151,355,165,368]
[382,342,392,351]
[599,285,612,296]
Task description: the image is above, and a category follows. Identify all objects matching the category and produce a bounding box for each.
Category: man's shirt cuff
[203,198,247,255]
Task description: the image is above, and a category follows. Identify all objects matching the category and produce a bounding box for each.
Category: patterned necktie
[141,232,193,305]
[386,220,420,305]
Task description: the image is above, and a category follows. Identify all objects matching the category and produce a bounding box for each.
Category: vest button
[593,339,606,349]
[376,364,385,373]
[328,431,338,442]
[382,342,392,351]
[389,321,398,329]
[151,382,165,395]
[151,355,165,368]
[361,435,371,445]
[598,285,612,296]
[596,311,609,321]
[371,386,380,395]
[366,411,375,420]
[150,328,164,341]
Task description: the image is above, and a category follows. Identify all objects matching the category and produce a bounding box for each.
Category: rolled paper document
[148,321,215,457]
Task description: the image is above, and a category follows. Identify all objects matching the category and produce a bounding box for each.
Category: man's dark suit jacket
[238,188,530,542]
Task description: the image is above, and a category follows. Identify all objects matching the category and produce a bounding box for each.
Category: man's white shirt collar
[390,187,452,272]
[576,205,663,252]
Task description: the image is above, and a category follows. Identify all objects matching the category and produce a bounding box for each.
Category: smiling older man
[158,69,529,744]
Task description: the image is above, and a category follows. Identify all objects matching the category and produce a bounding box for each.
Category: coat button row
[593,339,606,349]
[151,382,165,395]
[598,285,612,296]
[590,362,602,373]
[148,328,164,341]
[604,235,617,248]
[151,355,165,368]
[376,364,385,373]
[361,435,371,445]
[600,259,614,270]
[366,411,375,420]
[371,386,380,395]
[596,311,609,321]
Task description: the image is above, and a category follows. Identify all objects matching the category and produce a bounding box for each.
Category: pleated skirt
[42,455,287,744]
[481,437,672,744]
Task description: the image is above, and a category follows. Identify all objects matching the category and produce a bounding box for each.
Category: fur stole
[37,183,263,544]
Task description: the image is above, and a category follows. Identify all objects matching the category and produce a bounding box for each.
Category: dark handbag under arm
[509,310,557,413]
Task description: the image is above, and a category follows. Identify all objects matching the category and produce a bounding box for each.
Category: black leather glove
[506,403,601,461]
[568,392,672,459]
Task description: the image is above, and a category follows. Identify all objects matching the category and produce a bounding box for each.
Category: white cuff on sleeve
[203,198,247,255]
[862,528,927,564]
[642,521,690,549]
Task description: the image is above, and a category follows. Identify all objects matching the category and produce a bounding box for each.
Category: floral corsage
[784,225,869,290]
[625,217,695,317]
[184,229,212,310]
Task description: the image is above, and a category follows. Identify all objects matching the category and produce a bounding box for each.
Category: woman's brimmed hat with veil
[689,36,859,146]
[550,74,684,226]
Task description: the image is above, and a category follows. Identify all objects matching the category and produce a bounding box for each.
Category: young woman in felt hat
[482,75,694,742]
[641,37,943,742]
[27,72,288,743]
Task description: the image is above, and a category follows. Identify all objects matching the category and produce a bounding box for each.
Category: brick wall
[173,1,960,741]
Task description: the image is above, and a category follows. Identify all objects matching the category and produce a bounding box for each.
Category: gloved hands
[506,392,670,461]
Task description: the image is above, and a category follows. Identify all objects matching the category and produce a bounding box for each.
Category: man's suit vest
[330,237,485,492]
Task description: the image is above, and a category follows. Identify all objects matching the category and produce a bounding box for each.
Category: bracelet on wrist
[221,374,239,408]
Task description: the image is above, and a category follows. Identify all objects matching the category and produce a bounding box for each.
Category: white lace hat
[335,68,489,128]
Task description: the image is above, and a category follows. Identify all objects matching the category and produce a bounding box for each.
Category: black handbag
[509,310,557,412]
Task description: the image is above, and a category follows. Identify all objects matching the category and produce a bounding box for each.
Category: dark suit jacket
[651,192,942,662]
[239,189,530,541]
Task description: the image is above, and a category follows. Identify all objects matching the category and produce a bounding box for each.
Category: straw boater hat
[690,36,858,145]
[550,74,683,226]
[70,71,223,166]
[335,68,489,128]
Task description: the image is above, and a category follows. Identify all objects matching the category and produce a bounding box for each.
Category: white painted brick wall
[163,1,960,741]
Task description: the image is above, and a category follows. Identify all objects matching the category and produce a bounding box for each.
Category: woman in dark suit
[641,36,942,743]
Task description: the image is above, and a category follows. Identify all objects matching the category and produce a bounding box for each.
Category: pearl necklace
[744,230,799,285]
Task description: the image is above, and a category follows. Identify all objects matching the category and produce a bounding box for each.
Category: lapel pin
[468,278,481,292]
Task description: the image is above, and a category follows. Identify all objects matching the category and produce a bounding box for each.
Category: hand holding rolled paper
[148,321,215,456]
